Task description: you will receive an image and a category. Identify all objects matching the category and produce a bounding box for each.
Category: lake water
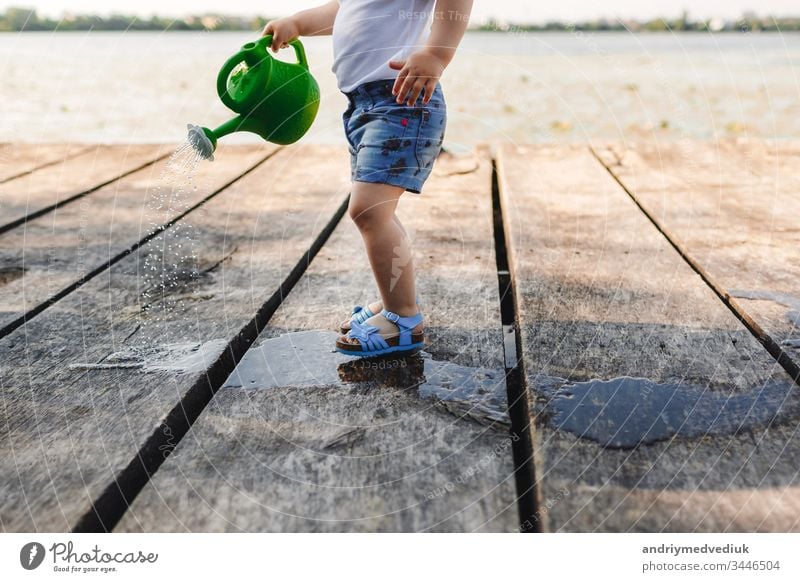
[1,31,798,145]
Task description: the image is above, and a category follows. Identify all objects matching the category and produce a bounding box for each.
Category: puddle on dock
[730,289,800,347]
[534,374,797,449]
[222,330,510,427]
[69,339,227,374]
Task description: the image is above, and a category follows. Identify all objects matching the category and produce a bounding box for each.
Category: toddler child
[263,0,471,357]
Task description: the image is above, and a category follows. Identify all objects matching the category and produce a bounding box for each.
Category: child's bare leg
[341,212,409,328]
[341,180,420,341]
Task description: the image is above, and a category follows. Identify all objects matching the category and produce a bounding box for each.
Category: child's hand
[389,49,447,106]
[261,17,300,52]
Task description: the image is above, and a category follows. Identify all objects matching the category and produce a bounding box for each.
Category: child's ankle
[383,304,419,318]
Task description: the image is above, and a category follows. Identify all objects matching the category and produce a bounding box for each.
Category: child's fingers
[269,35,280,52]
[266,29,282,52]
[390,61,407,96]
[392,68,410,99]
[394,71,414,103]
[422,80,436,104]
[406,79,426,106]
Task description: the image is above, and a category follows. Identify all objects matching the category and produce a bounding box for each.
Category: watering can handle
[287,38,310,70]
[257,35,309,69]
[216,47,263,111]
[216,35,309,110]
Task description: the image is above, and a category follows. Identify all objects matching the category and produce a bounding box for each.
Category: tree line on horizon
[1,6,799,33]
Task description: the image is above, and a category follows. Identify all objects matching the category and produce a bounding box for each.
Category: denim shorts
[342,79,447,194]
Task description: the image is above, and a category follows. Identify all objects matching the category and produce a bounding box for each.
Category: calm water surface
[1,31,798,144]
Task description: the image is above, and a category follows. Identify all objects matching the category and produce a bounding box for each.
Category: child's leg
[341,180,420,340]
[341,212,409,323]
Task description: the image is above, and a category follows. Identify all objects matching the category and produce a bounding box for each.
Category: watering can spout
[187,116,252,161]
[187,124,216,161]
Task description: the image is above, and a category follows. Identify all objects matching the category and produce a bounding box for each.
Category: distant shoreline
[3,29,800,34]
[1,8,799,34]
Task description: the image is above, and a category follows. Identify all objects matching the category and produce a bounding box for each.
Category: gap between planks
[73,193,350,532]
[491,156,542,532]
[0,144,95,186]
[73,148,541,533]
[0,148,171,236]
[0,149,281,341]
[589,145,800,387]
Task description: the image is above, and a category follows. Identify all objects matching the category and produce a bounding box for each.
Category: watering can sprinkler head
[187,124,216,161]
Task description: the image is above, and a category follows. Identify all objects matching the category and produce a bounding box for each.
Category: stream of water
[136,140,205,345]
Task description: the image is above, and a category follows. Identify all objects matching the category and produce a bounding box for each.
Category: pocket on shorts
[370,102,415,128]
[414,108,446,172]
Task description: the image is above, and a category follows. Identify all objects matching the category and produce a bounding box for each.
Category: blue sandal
[336,309,425,358]
[340,296,421,334]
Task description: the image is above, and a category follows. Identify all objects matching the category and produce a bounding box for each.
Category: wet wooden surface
[0,145,348,531]
[0,143,90,184]
[497,143,800,532]
[595,140,800,371]
[0,140,798,532]
[117,148,518,532]
[0,145,273,334]
[0,144,168,234]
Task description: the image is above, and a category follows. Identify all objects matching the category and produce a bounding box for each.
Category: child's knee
[348,198,390,232]
[348,181,403,231]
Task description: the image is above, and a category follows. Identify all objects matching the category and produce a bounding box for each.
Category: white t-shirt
[332,0,435,93]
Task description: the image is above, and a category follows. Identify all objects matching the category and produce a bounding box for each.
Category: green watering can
[188,35,320,160]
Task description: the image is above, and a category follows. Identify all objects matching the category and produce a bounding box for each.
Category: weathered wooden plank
[0,144,169,234]
[0,143,90,184]
[117,148,519,532]
[549,483,800,532]
[497,144,800,532]
[0,145,350,532]
[0,145,272,336]
[594,140,800,373]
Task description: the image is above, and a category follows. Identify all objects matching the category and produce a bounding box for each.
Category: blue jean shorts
[342,79,447,194]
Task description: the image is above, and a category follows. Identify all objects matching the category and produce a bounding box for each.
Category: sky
[4,1,799,23]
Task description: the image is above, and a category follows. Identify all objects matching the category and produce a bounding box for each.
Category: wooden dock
[0,140,798,532]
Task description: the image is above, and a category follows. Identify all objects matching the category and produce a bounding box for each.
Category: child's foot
[336,309,425,357]
[340,300,382,333]
[340,296,421,333]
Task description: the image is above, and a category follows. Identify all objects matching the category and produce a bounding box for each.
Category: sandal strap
[351,305,374,325]
[380,309,423,347]
[347,321,389,352]
[351,297,419,325]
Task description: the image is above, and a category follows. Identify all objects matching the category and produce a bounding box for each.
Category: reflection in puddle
[535,375,796,449]
[222,330,510,427]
